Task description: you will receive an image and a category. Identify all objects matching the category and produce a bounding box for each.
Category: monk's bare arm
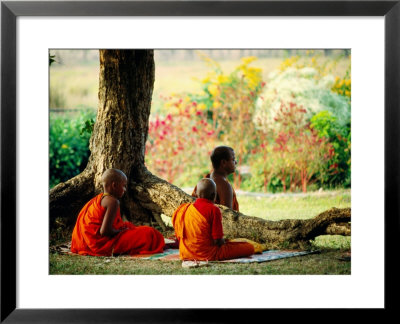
[215,179,233,209]
[100,196,122,237]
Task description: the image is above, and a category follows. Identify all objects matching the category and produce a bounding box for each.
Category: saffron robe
[172,202,254,261]
[192,173,239,211]
[71,193,165,256]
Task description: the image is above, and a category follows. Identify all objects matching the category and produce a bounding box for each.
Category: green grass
[50,190,351,275]
[49,250,350,275]
[238,189,351,221]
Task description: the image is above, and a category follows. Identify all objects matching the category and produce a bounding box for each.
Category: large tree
[49,49,350,248]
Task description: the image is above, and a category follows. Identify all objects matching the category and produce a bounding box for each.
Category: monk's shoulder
[101,194,119,209]
[214,177,232,193]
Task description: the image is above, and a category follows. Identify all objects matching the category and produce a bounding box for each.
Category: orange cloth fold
[71,193,165,256]
[192,173,239,211]
[172,203,254,261]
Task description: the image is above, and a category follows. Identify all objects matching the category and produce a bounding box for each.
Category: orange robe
[172,203,254,261]
[71,193,165,256]
[192,173,239,211]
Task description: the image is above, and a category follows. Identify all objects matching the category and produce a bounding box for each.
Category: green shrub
[310,110,351,187]
[49,110,96,188]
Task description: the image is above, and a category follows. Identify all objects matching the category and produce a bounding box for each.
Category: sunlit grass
[238,189,351,221]
[49,250,350,275]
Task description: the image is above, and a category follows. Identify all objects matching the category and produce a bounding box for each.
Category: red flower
[192,126,198,133]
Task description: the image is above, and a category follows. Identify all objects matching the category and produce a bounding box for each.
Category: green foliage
[50,110,96,188]
[80,117,95,136]
[310,111,351,187]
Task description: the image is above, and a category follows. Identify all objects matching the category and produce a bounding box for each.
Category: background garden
[50,49,351,192]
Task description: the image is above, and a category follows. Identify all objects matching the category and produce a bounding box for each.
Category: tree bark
[49,49,351,248]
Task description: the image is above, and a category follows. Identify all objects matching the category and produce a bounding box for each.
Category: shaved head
[101,168,127,186]
[210,146,234,169]
[196,178,217,201]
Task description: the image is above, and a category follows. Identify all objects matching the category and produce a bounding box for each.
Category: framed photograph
[2,0,398,322]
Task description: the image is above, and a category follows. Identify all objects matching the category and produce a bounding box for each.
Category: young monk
[173,178,255,261]
[71,168,165,256]
[192,146,239,211]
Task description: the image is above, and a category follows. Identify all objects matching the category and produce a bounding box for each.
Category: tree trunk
[49,49,351,248]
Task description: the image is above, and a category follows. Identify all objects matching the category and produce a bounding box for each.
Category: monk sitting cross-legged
[71,168,165,256]
[172,178,255,261]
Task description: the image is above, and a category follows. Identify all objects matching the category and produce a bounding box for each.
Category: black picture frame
[1,0,399,322]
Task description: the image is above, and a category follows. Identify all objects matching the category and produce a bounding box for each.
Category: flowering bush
[310,110,351,187]
[145,99,217,186]
[249,102,334,192]
[248,53,351,190]
[145,52,350,191]
[189,55,265,187]
[147,55,265,187]
[254,66,350,131]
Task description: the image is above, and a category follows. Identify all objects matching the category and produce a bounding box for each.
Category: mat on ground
[134,248,317,263]
[52,240,317,263]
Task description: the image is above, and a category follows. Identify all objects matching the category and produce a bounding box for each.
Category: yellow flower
[213,101,222,108]
[345,79,351,86]
[198,103,206,110]
[217,75,230,84]
[202,76,210,84]
[61,144,68,149]
[345,90,351,97]
[208,84,220,97]
[241,56,257,65]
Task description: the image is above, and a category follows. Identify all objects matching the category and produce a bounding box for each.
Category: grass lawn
[50,189,351,275]
[49,250,350,275]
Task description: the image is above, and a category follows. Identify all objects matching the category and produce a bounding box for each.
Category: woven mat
[133,248,318,263]
[51,241,317,263]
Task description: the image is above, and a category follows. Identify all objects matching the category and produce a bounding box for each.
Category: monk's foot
[182,260,209,268]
